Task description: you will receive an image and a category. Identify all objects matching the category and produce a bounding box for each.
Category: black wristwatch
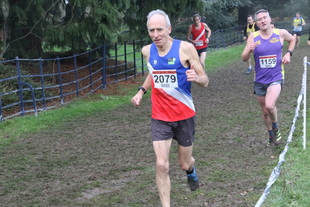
[138,86,147,94]
[286,50,293,56]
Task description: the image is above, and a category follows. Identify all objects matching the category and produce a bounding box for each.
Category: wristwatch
[138,86,147,94]
[286,50,293,56]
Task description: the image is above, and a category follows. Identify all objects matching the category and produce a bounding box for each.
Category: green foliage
[43,0,126,53]
[199,0,252,29]
[237,0,291,24]
[3,0,47,59]
[122,0,205,40]
[0,64,20,106]
[0,0,305,60]
[283,0,310,18]
[1,0,128,59]
[173,21,190,37]
[0,63,52,107]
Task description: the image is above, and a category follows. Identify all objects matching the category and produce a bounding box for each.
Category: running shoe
[246,67,252,74]
[266,136,275,147]
[273,128,283,145]
[187,166,199,191]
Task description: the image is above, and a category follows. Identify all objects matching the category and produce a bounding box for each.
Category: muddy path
[0,44,308,206]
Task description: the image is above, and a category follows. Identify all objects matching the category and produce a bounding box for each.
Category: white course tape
[255,57,308,207]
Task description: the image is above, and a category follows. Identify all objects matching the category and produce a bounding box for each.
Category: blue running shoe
[246,67,252,74]
[187,167,199,191]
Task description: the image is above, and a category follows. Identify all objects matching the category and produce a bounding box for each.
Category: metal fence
[0,39,146,121]
[175,25,245,51]
[1,23,307,121]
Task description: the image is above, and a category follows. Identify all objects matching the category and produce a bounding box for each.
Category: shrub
[0,64,53,107]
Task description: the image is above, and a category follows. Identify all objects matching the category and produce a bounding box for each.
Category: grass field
[0,36,309,206]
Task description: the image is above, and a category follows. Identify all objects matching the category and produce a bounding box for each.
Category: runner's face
[247,16,254,24]
[147,14,171,47]
[256,12,271,30]
[194,17,200,26]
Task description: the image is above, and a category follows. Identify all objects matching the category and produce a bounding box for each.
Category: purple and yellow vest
[253,29,284,84]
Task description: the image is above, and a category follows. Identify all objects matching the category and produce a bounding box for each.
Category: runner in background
[243,14,260,74]
[292,12,306,48]
[187,14,211,70]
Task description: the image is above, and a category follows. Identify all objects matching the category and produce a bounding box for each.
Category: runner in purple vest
[241,9,295,147]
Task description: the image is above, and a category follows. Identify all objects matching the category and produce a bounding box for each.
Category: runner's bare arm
[140,45,152,91]
[204,23,211,40]
[280,29,295,51]
[187,25,194,44]
[131,45,152,107]
[280,29,295,64]
[181,41,209,87]
[241,33,256,62]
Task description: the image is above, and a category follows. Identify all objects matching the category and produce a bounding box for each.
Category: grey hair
[193,14,201,21]
[254,9,270,21]
[147,9,171,27]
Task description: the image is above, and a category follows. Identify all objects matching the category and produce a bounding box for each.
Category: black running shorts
[196,47,207,56]
[292,31,302,36]
[151,116,196,147]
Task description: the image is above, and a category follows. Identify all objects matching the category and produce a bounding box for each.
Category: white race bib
[195,40,203,46]
[259,55,277,68]
[152,69,178,88]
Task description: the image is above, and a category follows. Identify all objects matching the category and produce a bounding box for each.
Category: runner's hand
[186,65,198,82]
[131,93,143,106]
[282,52,291,64]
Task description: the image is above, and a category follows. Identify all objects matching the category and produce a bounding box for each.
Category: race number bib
[195,40,203,46]
[294,25,302,31]
[259,55,277,68]
[152,69,178,88]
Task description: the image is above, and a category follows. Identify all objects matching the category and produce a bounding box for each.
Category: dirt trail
[0,44,308,206]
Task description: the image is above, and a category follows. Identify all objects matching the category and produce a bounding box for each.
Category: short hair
[193,14,201,21]
[247,14,254,19]
[147,9,171,27]
[254,9,270,21]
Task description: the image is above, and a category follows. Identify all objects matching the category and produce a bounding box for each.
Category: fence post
[16,56,25,117]
[88,50,93,91]
[133,40,137,78]
[141,39,144,76]
[124,41,128,80]
[73,54,79,98]
[39,57,46,109]
[20,82,37,117]
[102,43,107,89]
[114,42,118,82]
[56,57,64,104]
